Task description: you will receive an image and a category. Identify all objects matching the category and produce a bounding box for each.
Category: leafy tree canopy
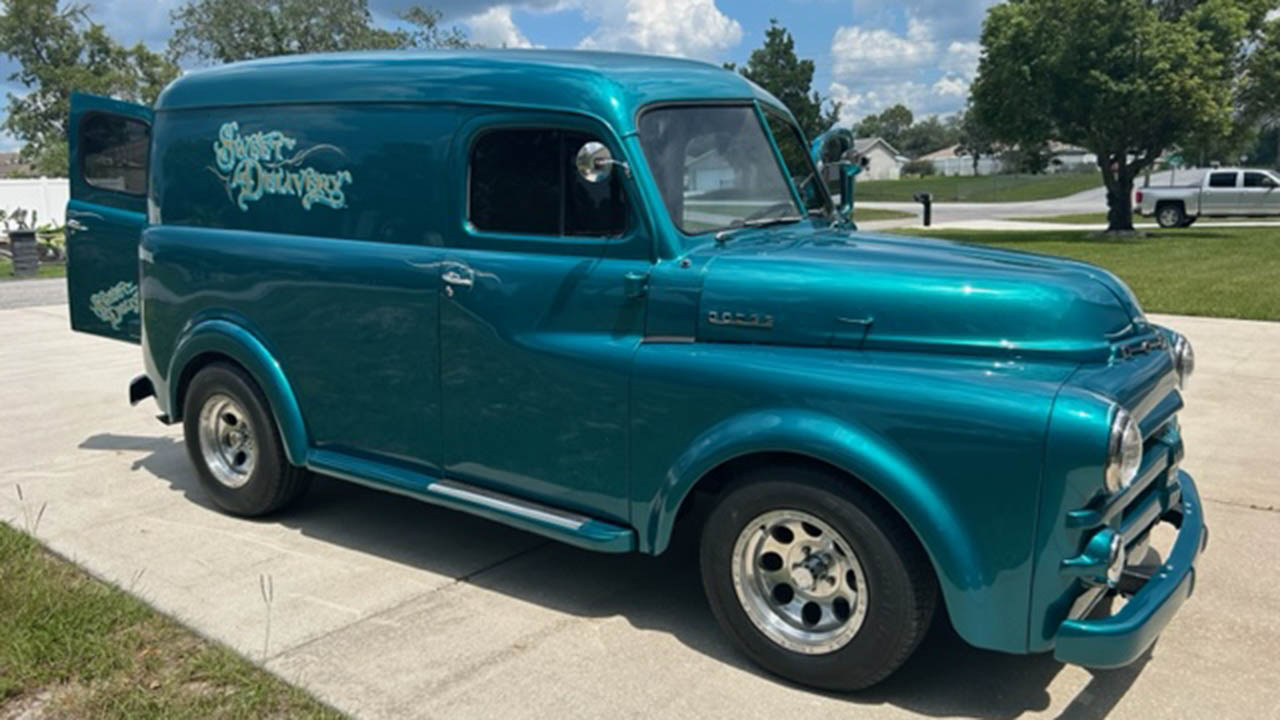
[971,0,1275,231]
[0,0,178,175]
[168,0,467,64]
[727,19,841,141]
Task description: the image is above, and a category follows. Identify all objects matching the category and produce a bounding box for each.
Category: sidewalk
[2,304,1278,719]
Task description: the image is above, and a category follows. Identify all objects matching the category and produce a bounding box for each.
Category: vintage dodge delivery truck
[66,50,1205,691]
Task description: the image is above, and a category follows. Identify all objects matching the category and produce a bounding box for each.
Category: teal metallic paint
[629,341,1075,652]
[1054,470,1205,667]
[66,93,152,344]
[161,318,310,465]
[64,50,1206,669]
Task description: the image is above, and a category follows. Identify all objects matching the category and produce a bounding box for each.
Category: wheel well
[679,451,936,578]
[1155,199,1184,212]
[172,351,241,421]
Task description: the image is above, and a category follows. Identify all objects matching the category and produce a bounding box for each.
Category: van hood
[692,229,1145,361]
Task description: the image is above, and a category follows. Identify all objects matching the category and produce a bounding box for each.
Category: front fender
[165,319,308,465]
[645,408,984,618]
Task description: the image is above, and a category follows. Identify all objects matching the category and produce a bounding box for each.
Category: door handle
[442,270,473,288]
[442,268,474,297]
[67,219,89,232]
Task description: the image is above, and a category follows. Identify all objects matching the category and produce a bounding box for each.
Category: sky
[0,0,999,153]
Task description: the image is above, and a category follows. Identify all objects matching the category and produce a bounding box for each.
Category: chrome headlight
[1105,408,1142,494]
[1172,334,1195,388]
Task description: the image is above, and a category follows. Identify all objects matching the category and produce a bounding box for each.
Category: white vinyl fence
[0,177,69,228]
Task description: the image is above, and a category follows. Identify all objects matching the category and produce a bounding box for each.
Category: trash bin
[7,229,38,278]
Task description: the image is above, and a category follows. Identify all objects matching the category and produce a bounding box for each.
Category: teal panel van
[66,50,1206,691]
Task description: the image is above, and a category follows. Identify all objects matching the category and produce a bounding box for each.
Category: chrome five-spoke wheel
[732,509,868,654]
[197,393,257,488]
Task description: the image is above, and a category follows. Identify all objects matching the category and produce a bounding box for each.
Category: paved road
[2,304,1278,719]
[0,277,66,310]
[858,170,1199,229]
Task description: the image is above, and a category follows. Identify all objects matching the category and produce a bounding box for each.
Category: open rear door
[66,92,152,343]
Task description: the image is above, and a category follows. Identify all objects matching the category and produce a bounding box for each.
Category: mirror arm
[593,157,631,179]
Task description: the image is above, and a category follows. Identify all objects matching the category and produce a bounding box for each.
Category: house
[1047,141,1097,173]
[917,144,1004,177]
[0,152,35,178]
[685,149,735,193]
[852,137,905,181]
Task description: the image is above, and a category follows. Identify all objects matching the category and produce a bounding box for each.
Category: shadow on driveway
[79,432,1149,719]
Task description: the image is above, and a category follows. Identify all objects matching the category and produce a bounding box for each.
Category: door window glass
[762,110,831,216]
[469,128,627,237]
[81,114,148,195]
[1208,172,1237,188]
[1243,172,1274,188]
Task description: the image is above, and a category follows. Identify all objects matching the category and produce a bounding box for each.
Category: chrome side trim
[430,479,587,531]
[644,335,696,344]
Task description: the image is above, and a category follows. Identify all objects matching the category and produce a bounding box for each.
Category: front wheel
[183,363,310,516]
[1156,203,1187,228]
[699,465,937,692]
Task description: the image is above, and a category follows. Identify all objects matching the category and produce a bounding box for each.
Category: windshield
[637,105,805,235]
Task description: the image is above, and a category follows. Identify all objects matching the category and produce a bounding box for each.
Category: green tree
[168,0,467,65]
[955,105,998,175]
[0,0,179,175]
[896,115,959,158]
[970,0,1267,231]
[727,19,840,140]
[854,104,913,148]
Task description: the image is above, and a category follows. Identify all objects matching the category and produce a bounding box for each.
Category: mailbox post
[913,192,933,227]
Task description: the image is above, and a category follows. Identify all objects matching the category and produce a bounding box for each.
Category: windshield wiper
[741,215,805,228]
[714,215,805,245]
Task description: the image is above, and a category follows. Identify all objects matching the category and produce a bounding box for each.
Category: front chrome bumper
[1053,469,1207,668]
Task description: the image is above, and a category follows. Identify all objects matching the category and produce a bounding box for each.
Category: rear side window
[469,128,627,237]
[81,114,148,195]
[1208,172,1237,188]
[1244,172,1274,188]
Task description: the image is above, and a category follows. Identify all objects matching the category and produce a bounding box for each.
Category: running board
[305,450,636,553]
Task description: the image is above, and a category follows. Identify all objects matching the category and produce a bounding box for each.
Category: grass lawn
[898,226,1280,321]
[685,202,914,223]
[855,172,1103,203]
[0,257,66,281]
[854,207,915,222]
[1005,212,1276,225]
[0,522,341,719]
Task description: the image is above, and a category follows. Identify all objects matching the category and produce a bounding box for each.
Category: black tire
[1156,203,1186,228]
[699,464,937,692]
[183,362,310,516]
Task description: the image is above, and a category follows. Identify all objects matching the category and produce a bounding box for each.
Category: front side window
[1244,171,1275,188]
[762,110,831,217]
[469,128,628,237]
[1209,172,1237,188]
[637,105,804,235]
[81,113,148,195]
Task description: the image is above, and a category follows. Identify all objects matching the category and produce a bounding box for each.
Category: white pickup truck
[1137,168,1280,227]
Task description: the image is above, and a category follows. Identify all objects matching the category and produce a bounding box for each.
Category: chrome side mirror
[576,141,629,183]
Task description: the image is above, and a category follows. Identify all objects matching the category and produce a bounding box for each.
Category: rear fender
[165,319,308,465]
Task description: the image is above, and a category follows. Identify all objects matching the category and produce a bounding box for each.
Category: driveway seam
[266,539,554,661]
[1203,496,1279,514]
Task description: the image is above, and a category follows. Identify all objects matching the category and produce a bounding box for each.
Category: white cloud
[830,14,986,124]
[576,0,743,60]
[464,5,538,48]
[831,17,935,77]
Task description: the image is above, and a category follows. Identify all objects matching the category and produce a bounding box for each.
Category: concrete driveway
[2,299,1278,719]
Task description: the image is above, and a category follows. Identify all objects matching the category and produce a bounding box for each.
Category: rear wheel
[699,464,937,691]
[1156,203,1186,228]
[183,363,310,516]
